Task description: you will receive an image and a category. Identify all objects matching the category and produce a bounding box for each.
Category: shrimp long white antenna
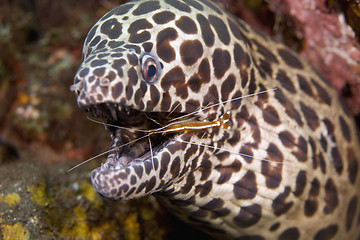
[87,115,199,134]
[178,139,283,165]
[67,149,114,172]
[87,89,276,134]
[67,134,151,172]
[148,136,155,171]
[169,88,277,122]
[87,117,151,133]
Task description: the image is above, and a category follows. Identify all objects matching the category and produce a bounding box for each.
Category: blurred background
[0,0,123,167]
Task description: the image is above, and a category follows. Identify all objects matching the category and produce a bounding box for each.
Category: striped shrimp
[68,88,280,173]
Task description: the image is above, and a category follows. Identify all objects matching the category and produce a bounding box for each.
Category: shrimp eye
[141,53,161,83]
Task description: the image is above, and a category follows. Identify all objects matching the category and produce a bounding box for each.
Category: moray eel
[71,0,360,239]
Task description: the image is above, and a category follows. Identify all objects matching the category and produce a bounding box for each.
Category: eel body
[72,0,360,239]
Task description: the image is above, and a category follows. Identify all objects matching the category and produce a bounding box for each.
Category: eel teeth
[69,82,82,93]
[107,103,118,120]
[100,162,106,171]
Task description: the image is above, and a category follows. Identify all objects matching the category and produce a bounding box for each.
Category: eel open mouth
[83,103,185,172]
[82,102,225,200]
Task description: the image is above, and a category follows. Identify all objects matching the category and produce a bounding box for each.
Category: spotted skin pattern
[72,0,360,239]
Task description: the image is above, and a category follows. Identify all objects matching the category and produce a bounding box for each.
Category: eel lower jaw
[90,126,181,200]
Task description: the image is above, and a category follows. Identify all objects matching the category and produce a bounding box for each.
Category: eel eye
[141,53,161,83]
